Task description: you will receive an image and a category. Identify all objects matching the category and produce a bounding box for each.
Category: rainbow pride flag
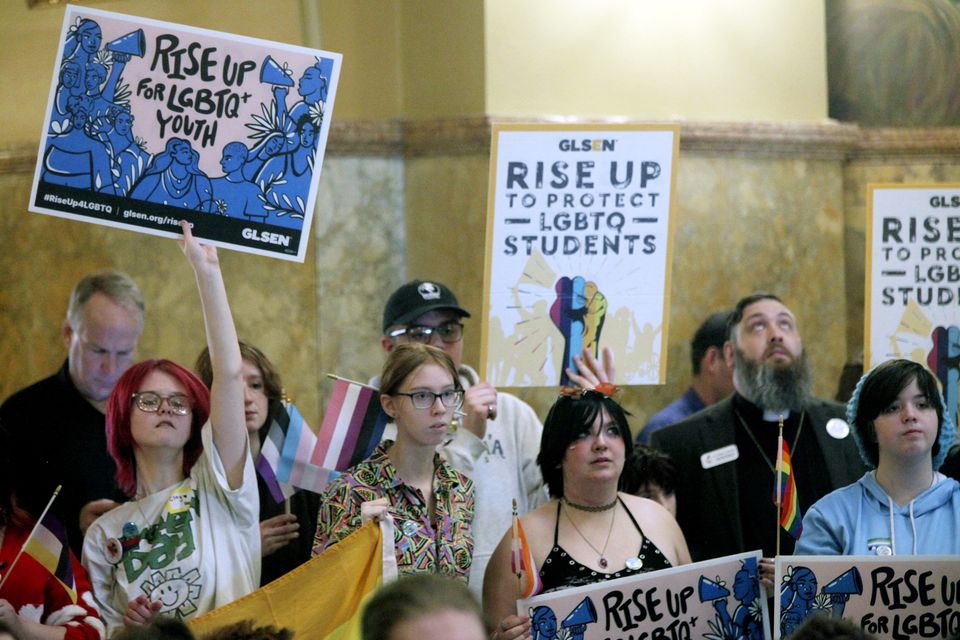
[774,438,802,539]
[311,377,387,472]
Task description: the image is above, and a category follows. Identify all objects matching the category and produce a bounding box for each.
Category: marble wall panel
[314,155,406,391]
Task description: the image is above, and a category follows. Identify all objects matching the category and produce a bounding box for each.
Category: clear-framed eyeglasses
[131,391,192,416]
[393,389,464,410]
[387,322,463,344]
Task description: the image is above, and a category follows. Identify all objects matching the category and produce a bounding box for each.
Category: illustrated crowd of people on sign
[40,17,329,229]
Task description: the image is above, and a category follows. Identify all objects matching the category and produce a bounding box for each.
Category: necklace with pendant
[563,499,616,569]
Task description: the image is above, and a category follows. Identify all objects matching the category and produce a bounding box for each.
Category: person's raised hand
[566,346,616,389]
[178,219,218,274]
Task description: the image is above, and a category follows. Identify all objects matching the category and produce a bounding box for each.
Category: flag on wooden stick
[0,485,76,602]
[774,435,802,540]
[511,499,542,599]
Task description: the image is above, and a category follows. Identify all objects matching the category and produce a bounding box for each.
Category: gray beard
[733,347,812,412]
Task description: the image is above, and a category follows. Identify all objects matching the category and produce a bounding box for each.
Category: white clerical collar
[762,409,790,422]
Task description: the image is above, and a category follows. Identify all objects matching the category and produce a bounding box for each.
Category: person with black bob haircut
[483,381,689,640]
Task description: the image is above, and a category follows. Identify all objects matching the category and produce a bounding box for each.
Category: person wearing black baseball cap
[377,280,547,597]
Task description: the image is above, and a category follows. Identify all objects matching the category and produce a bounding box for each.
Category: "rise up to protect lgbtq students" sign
[481,124,678,387]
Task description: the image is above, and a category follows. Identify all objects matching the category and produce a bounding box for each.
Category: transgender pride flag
[258,400,330,502]
[310,377,387,472]
[257,380,386,503]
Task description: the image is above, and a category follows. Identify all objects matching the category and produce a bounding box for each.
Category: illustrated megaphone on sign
[562,597,597,627]
[822,567,862,619]
[260,55,294,87]
[106,29,145,57]
[823,568,862,596]
[561,597,597,640]
[698,576,731,602]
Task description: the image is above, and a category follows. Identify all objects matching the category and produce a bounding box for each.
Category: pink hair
[106,359,210,497]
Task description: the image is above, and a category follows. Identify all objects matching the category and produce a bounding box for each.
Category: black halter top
[538,497,672,593]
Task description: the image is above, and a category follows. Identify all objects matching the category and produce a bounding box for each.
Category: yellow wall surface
[484,0,829,121]
[398,0,486,119]
[316,0,403,120]
[2,1,829,138]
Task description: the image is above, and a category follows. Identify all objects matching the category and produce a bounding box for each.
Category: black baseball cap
[382,280,471,333]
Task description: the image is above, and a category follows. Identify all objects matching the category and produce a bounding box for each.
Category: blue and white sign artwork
[29,5,342,262]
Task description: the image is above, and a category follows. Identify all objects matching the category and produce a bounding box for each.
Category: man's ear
[723,339,735,369]
[62,318,74,349]
[703,345,723,372]
[381,335,395,355]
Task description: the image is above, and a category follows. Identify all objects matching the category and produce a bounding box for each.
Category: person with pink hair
[82,222,259,635]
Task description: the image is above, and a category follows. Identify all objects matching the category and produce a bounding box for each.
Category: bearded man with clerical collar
[651,293,868,563]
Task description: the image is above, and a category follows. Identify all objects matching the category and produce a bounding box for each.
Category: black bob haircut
[851,358,944,468]
[536,391,633,498]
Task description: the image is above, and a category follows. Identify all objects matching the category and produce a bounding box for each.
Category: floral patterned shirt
[312,441,475,580]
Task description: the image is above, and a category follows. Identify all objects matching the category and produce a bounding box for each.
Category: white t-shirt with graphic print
[82,422,260,636]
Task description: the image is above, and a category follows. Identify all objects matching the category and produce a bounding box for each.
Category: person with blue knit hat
[795,358,960,556]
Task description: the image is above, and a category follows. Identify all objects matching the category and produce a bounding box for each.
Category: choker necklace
[562,496,618,512]
[563,500,617,569]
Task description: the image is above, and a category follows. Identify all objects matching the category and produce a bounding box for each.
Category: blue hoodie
[795,471,960,556]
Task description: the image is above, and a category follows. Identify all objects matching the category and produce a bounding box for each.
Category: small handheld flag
[774,418,802,543]
[258,400,330,501]
[311,376,387,472]
[511,499,542,599]
[0,485,77,602]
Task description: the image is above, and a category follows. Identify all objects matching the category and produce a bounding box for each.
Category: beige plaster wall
[315,0,403,120]
[398,0,486,119]
[484,0,829,121]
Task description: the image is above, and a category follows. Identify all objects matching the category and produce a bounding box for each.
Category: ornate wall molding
[850,127,960,161]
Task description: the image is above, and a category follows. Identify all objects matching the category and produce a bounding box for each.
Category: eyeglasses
[393,389,464,410]
[131,392,192,416]
[387,322,463,345]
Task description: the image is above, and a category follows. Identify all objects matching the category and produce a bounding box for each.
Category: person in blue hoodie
[795,358,959,556]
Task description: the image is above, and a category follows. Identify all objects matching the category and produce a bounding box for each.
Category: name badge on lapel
[701,444,739,470]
